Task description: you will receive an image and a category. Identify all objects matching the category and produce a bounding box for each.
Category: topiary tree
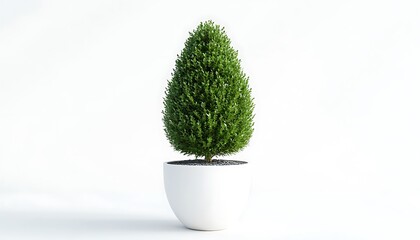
[163,20,254,162]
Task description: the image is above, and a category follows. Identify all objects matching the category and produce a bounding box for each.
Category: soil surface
[167,160,247,166]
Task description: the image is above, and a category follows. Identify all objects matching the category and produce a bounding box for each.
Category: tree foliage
[163,21,254,162]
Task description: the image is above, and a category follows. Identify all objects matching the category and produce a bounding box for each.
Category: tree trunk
[205,155,212,162]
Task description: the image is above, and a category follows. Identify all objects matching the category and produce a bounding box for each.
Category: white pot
[163,161,251,231]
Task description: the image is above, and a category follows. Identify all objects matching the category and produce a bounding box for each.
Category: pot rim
[164,160,249,167]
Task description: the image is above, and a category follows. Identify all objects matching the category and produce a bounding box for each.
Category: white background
[1,0,419,239]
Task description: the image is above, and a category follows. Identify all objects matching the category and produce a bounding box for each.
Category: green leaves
[163,20,255,162]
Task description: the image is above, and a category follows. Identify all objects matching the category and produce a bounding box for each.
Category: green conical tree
[163,21,254,162]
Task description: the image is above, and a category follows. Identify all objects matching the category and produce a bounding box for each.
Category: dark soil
[167,159,247,166]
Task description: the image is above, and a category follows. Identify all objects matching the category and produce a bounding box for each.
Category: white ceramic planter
[163,161,251,231]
